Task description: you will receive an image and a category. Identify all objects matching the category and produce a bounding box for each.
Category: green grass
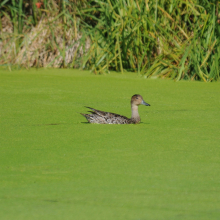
[0,69,220,220]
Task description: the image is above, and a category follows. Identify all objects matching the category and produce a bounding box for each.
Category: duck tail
[84,106,96,111]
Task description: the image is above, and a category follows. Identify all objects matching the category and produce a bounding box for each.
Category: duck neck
[131,105,140,123]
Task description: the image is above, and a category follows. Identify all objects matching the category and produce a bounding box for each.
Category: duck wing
[81,107,133,124]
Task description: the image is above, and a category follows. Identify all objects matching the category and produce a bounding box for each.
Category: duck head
[131,94,150,106]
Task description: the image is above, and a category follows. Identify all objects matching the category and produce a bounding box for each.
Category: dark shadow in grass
[33,123,63,126]
[44,199,59,203]
[140,122,150,125]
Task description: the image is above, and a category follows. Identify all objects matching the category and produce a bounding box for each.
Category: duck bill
[141,100,150,106]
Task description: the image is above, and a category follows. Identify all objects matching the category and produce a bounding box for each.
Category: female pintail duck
[81,94,150,124]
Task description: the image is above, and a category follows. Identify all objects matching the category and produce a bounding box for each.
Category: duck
[80,94,150,124]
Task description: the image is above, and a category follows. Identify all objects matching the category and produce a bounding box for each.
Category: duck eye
[136,97,138,99]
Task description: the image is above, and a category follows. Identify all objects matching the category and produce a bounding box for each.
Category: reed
[80,0,220,81]
[0,0,219,81]
[0,0,89,68]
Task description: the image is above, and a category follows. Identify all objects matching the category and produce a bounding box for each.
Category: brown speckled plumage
[81,94,150,124]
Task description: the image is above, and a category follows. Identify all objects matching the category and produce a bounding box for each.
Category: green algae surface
[0,69,220,220]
